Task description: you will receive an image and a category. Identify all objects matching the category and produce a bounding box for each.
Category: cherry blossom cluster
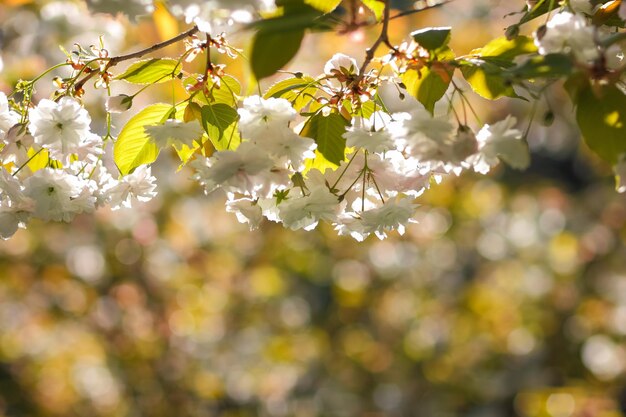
[534,1,626,70]
[0,93,157,239]
[191,78,530,240]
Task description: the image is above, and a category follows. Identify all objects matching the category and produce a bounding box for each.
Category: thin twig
[389,0,456,20]
[106,25,200,68]
[356,0,393,78]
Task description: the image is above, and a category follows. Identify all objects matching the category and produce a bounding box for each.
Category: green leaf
[116,58,181,85]
[114,103,175,175]
[300,112,348,166]
[461,59,517,100]
[27,147,50,173]
[263,75,318,111]
[304,0,341,13]
[185,74,241,106]
[362,0,385,20]
[475,36,536,61]
[200,103,241,151]
[576,84,626,164]
[251,29,305,79]
[519,0,560,25]
[411,27,451,51]
[504,53,573,80]
[402,68,451,113]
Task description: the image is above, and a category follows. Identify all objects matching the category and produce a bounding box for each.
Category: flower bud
[105,94,133,113]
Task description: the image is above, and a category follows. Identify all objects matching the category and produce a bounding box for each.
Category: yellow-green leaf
[263,75,318,111]
[361,0,384,20]
[300,112,348,167]
[576,84,626,164]
[200,104,241,151]
[116,58,181,85]
[26,147,50,173]
[304,0,341,13]
[114,103,175,175]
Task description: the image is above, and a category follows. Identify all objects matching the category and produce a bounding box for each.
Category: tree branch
[356,0,393,79]
[106,25,200,68]
[389,0,456,21]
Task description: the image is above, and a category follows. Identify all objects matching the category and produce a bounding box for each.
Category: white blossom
[260,128,316,170]
[192,142,274,196]
[278,184,339,231]
[238,96,297,139]
[344,116,395,154]
[468,116,530,174]
[535,11,599,63]
[23,168,95,222]
[145,119,204,148]
[106,165,158,210]
[324,53,359,76]
[226,198,263,230]
[360,198,418,239]
[0,92,19,140]
[28,98,92,162]
[390,109,456,162]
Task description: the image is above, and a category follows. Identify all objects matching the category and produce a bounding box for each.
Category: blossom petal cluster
[0,94,158,239]
[192,93,530,240]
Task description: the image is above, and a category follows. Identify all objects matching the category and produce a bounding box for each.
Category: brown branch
[389,0,456,21]
[356,0,393,80]
[106,25,200,68]
[71,25,200,95]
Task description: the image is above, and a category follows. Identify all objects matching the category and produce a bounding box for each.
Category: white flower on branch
[467,116,530,174]
[0,92,19,140]
[192,142,275,196]
[145,119,204,149]
[278,185,339,231]
[28,98,92,163]
[535,11,599,64]
[344,115,395,154]
[259,128,316,170]
[226,197,263,230]
[390,109,457,163]
[324,53,359,77]
[23,168,95,222]
[106,165,158,210]
[238,96,297,140]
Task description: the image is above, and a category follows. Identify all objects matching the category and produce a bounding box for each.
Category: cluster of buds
[318,53,383,115]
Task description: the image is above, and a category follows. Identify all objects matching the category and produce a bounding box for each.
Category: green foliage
[575,83,626,164]
[251,29,305,80]
[361,0,385,20]
[411,27,451,51]
[504,53,573,80]
[263,75,318,111]
[301,112,348,167]
[200,104,241,150]
[114,103,177,175]
[26,147,49,173]
[185,75,241,106]
[116,58,181,84]
[304,0,341,13]
[460,36,536,100]
[402,48,455,113]
[475,36,537,64]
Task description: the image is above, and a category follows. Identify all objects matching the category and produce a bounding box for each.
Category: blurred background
[1,1,626,416]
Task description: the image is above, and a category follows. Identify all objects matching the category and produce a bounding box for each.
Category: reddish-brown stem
[356,0,393,81]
